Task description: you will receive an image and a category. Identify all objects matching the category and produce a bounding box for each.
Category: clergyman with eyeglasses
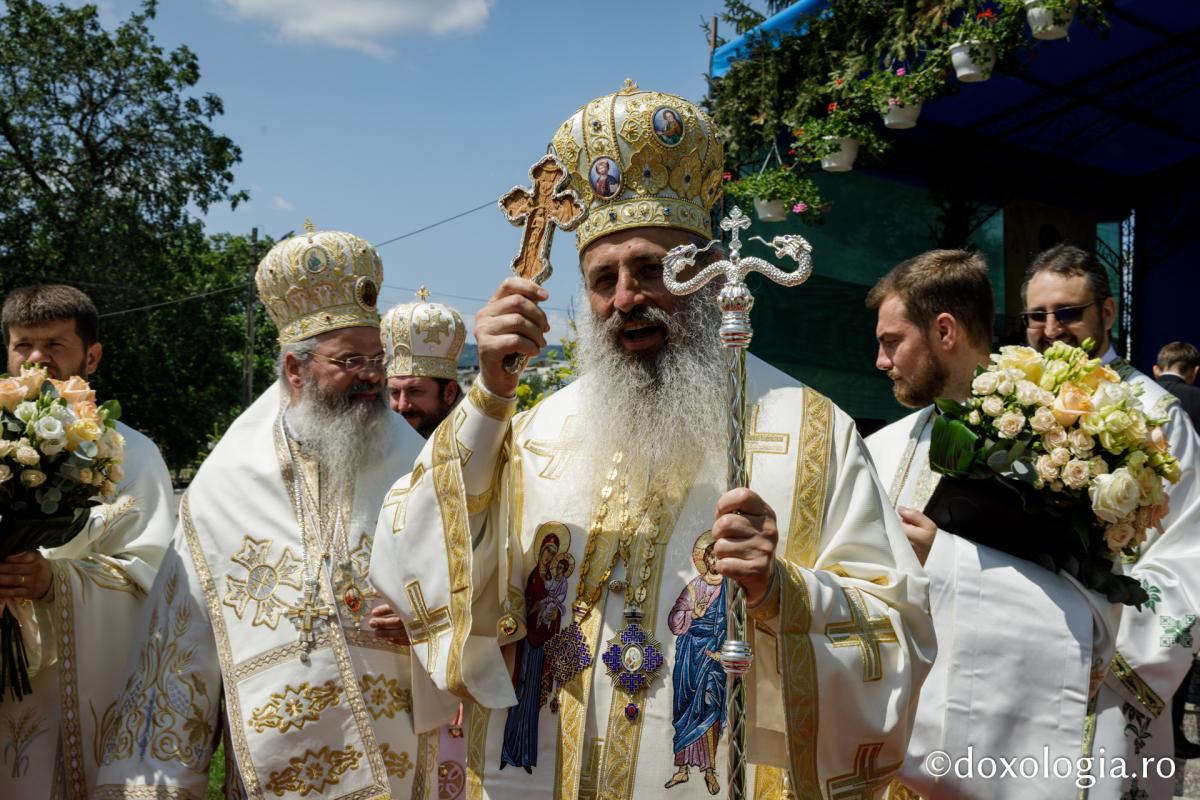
[96,225,427,798]
[1022,243,1200,800]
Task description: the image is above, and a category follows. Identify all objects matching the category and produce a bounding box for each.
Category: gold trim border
[432,412,475,700]
[1110,651,1165,718]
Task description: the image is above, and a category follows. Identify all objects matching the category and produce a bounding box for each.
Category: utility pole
[243,227,259,408]
[707,15,719,81]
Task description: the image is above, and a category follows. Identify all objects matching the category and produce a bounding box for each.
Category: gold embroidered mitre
[256,222,383,345]
[550,79,725,252]
[381,287,466,380]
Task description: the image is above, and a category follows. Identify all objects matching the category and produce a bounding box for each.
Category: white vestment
[0,421,175,800]
[1084,349,1200,800]
[867,407,1117,799]
[95,382,431,800]
[371,355,935,800]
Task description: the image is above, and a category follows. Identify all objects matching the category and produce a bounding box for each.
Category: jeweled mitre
[381,288,466,380]
[256,224,383,345]
[551,79,725,252]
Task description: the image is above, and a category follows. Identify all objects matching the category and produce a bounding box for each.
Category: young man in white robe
[1,283,175,800]
[370,82,936,800]
[95,227,428,799]
[863,251,1117,799]
[1022,244,1200,800]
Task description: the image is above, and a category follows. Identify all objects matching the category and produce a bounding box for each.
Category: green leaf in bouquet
[40,499,59,514]
[76,440,98,460]
[930,416,979,478]
[934,397,969,417]
[99,399,122,425]
[1005,459,1035,484]
[39,380,59,400]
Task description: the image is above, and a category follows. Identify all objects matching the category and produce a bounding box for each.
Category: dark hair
[434,377,462,405]
[1022,244,1113,305]
[2,284,100,346]
[866,249,994,349]
[1157,341,1200,373]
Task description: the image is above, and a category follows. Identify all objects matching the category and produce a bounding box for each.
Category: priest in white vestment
[1022,245,1200,800]
[862,251,1117,799]
[370,83,936,800]
[96,226,428,799]
[1,283,176,800]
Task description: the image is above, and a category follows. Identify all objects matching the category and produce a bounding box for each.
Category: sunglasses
[1021,301,1100,328]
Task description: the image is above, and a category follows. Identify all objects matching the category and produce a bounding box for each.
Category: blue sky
[85,0,725,339]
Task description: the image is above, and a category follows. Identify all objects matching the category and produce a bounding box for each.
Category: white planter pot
[882,102,923,129]
[820,137,859,172]
[1024,0,1073,40]
[949,41,996,83]
[752,198,789,222]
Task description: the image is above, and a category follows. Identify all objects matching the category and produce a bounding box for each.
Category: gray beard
[286,374,391,501]
[574,288,729,494]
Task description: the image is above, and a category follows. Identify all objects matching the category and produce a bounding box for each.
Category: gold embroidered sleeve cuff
[468,381,517,421]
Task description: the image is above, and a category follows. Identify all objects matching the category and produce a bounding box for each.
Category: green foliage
[207,741,225,799]
[724,166,823,220]
[708,0,1112,219]
[516,326,578,412]
[0,0,259,470]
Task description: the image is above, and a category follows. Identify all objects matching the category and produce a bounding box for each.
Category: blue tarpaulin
[710,0,830,77]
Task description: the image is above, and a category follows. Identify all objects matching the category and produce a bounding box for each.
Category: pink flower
[792,202,808,213]
[722,171,732,181]
[896,68,907,77]
[827,101,838,113]
[888,97,900,106]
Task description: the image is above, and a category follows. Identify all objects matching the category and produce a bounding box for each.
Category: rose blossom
[15,365,46,397]
[20,468,46,487]
[1090,467,1141,523]
[1043,426,1068,449]
[1030,406,1057,433]
[1068,428,1094,454]
[1061,459,1091,490]
[1104,522,1136,552]
[0,464,10,483]
[1036,454,1059,483]
[972,371,1000,395]
[51,376,95,406]
[967,410,982,426]
[1052,381,1092,427]
[15,444,39,466]
[995,411,1026,439]
[0,378,27,413]
[1089,456,1109,477]
[982,396,1005,417]
[1051,447,1071,466]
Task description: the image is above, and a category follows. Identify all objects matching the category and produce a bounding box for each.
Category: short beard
[889,349,949,409]
[286,371,391,500]
[574,287,728,493]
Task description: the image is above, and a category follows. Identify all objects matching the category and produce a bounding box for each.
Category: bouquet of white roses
[927,339,1178,606]
[0,364,124,700]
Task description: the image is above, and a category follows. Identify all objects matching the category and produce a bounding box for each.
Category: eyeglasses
[1021,301,1100,328]
[310,353,387,372]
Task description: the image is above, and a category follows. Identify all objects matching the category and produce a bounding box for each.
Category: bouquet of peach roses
[926,340,1178,607]
[0,364,124,700]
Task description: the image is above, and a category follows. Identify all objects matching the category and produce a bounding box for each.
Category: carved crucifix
[498,153,586,285]
[288,579,334,652]
[496,154,587,373]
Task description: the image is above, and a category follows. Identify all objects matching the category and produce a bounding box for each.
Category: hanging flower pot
[752,198,789,222]
[1024,0,1073,40]
[882,101,923,130]
[949,41,996,83]
[820,137,859,172]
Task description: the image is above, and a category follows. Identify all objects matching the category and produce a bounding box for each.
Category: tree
[0,0,257,470]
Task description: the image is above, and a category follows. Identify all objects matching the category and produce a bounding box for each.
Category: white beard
[574,288,729,497]
[286,374,391,501]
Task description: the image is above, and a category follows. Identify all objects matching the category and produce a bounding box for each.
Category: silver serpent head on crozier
[661,206,813,350]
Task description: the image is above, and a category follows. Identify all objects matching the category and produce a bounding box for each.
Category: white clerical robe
[0,421,175,800]
[95,382,431,800]
[1084,349,1200,800]
[371,355,935,800]
[867,407,1118,800]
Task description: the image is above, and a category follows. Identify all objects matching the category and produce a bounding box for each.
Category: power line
[372,201,495,249]
[99,284,244,318]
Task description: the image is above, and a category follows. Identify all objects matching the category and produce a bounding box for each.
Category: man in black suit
[1153,341,1200,757]
[1155,341,1200,429]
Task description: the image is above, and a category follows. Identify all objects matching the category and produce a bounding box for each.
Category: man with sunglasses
[1024,244,1200,799]
[97,226,427,798]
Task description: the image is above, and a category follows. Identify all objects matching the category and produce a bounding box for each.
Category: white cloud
[218,0,492,56]
[272,195,294,210]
